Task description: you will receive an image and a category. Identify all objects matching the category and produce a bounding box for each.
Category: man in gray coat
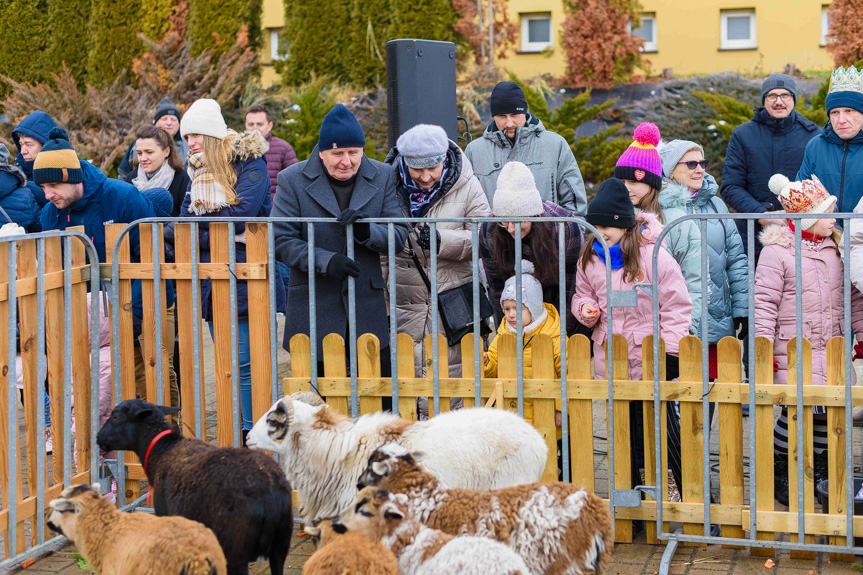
[465,81,586,212]
[272,104,409,372]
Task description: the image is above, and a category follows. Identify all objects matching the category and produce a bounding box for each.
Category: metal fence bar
[430,223,440,416]
[227,223,240,446]
[151,225,164,406]
[267,223,279,404]
[793,220,805,543]
[346,225,358,418]
[699,219,711,534]
[308,223,317,393]
[62,236,73,486]
[746,218,757,542]
[472,224,481,406]
[190,222,203,438]
[6,240,17,551]
[514,227,523,417]
[558,222,569,482]
[843,221,854,547]
[388,224,398,414]
[35,238,47,544]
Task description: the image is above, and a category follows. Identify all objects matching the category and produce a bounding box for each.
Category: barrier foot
[659,528,683,575]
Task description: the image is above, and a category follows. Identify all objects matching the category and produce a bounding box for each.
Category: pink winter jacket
[572,212,693,380]
[755,225,863,386]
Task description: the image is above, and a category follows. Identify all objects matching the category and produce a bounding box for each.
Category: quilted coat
[755,225,863,386]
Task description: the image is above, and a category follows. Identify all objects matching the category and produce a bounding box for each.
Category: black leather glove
[326,254,361,281]
[734,317,749,340]
[337,209,370,241]
[414,223,441,252]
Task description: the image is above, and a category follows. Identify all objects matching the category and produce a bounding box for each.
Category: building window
[720,9,757,50]
[520,14,552,52]
[270,29,287,61]
[821,5,830,47]
[631,13,657,52]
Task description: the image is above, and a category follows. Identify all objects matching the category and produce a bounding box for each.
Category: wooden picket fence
[2,222,863,562]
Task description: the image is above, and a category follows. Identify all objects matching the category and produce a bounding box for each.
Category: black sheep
[97,399,293,575]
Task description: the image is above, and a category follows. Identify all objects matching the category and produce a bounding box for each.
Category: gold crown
[829,66,863,94]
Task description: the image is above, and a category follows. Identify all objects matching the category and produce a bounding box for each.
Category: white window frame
[630,13,657,52]
[720,9,757,50]
[520,14,553,53]
[270,29,287,61]
[821,5,830,47]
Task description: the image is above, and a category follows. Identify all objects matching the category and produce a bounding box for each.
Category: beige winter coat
[383,142,491,377]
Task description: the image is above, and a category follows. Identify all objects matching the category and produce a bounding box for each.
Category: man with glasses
[721,73,820,262]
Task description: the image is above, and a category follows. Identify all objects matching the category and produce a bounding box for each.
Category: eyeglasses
[765,93,793,103]
[676,160,709,170]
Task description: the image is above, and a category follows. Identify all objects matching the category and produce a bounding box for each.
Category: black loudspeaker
[386,39,457,148]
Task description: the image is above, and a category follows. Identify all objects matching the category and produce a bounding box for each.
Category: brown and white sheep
[332,487,533,575]
[47,483,227,575]
[302,518,399,575]
[357,443,615,575]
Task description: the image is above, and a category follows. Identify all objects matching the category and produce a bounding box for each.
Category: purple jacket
[572,212,693,380]
[265,132,298,197]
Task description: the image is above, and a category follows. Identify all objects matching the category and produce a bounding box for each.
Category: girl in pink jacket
[571,178,693,381]
[757,173,863,506]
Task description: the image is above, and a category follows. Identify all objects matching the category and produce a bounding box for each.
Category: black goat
[97,399,293,575]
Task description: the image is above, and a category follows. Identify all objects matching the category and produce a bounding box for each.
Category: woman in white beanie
[478,161,583,335]
[179,98,286,440]
[384,123,490,416]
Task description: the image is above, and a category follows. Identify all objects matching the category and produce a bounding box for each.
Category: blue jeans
[208,318,253,430]
[278,261,290,306]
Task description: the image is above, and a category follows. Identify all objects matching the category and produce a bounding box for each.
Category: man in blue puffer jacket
[0,144,40,232]
[11,110,58,208]
[36,128,180,408]
[721,74,820,261]
[797,66,863,217]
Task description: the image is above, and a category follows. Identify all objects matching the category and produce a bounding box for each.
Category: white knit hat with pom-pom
[500,259,545,327]
[768,173,836,231]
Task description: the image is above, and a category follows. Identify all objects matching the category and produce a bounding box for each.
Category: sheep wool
[334,487,533,575]
[246,392,547,522]
[47,483,227,575]
[303,519,399,575]
[358,443,614,575]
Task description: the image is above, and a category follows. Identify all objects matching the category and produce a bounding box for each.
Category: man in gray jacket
[272,104,409,374]
[465,81,586,212]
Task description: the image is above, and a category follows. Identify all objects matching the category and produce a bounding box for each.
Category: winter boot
[774,456,789,507]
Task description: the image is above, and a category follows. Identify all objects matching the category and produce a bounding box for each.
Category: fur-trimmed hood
[231,129,269,163]
[759,222,837,251]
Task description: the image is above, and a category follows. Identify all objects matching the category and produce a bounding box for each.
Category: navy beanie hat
[318,104,365,151]
[761,74,798,105]
[143,187,173,218]
[826,91,863,115]
[33,128,84,186]
[490,81,528,117]
[586,178,636,229]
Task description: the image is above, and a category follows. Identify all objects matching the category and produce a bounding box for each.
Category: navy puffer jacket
[721,108,820,257]
[797,121,863,215]
[0,163,40,232]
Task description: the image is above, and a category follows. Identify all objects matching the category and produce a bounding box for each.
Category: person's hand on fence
[326,254,361,281]
[853,342,863,361]
[336,209,370,241]
[734,317,749,340]
[414,223,441,253]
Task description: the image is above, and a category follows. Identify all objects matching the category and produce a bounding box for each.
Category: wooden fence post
[751,336,776,557]
[678,335,706,546]
[608,334,632,543]
[460,336,477,409]
[568,335,594,493]
[396,333,417,421]
[358,333,383,415]
[641,335,665,545]
[717,336,744,545]
[245,222,275,424]
[69,228,91,473]
[787,337,815,559]
[322,333,349,416]
[44,236,65,486]
[826,337,855,562]
[424,334,450,415]
[530,333,558,482]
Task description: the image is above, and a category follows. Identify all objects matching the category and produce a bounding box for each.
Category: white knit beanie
[397,124,449,169]
[492,161,544,217]
[181,98,228,140]
[500,260,545,325]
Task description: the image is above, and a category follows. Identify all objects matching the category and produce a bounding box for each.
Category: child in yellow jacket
[484,260,561,379]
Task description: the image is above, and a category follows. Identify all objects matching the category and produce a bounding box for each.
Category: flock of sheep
[45,392,615,575]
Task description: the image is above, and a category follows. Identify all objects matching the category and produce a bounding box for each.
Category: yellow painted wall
[502,0,833,80]
[260,0,284,87]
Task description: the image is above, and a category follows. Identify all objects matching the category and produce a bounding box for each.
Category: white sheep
[47,483,227,575]
[246,392,547,522]
[357,443,615,575]
[302,518,399,575]
[332,486,533,575]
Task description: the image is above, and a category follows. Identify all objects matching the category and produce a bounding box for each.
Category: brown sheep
[47,483,226,575]
[302,518,399,575]
[357,443,615,575]
[332,487,533,575]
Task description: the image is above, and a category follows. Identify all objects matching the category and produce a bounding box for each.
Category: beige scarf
[186,153,229,215]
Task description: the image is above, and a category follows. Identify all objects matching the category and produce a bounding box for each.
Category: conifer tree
[0,0,50,98]
[280,0,350,84]
[188,0,262,55]
[139,0,177,42]
[86,0,143,86]
[345,0,390,88]
[388,0,457,45]
[45,0,90,83]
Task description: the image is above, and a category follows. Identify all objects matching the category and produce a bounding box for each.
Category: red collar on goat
[144,429,173,506]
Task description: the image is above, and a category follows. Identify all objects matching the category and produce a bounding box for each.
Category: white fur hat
[492,161,544,217]
[397,124,449,169]
[180,98,228,140]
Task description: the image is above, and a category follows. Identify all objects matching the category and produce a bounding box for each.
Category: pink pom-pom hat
[614,122,663,190]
